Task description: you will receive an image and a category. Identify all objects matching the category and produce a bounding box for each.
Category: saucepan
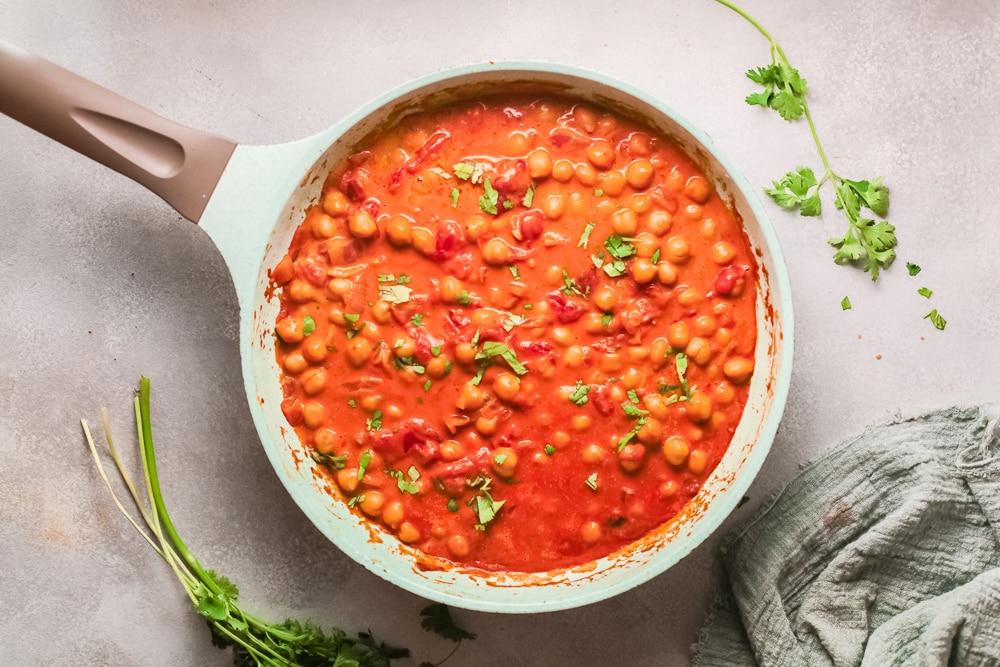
[0,40,792,613]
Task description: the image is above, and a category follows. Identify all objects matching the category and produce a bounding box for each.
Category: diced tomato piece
[547,290,586,323]
[280,398,303,426]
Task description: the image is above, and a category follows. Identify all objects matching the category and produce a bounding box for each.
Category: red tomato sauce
[270,95,757,572]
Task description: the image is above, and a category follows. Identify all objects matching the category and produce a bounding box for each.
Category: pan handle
[0,39,236,222]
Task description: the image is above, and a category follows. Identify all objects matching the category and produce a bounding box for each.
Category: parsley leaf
[475,341,528,375]
[841,296,852,311]
[366,410,383,431]
[357,449,372,481]
[544,444,556,456]
[918,287,932,299]
[907,262,922,276]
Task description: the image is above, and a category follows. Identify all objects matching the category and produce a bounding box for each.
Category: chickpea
[685,175,711,203]
[302,336,328,364]
[628,192,653,213]
[713,381,736,405]
[688,449,709,475]
[628,132,652,155]
[370,300,392,324]
[464,215,489,242]
[609,384,626,403]
[447,535,470,559]
[636,417,662,445]
[657,261,678,286]
[440,440,466,463]
[322,190,349,217]
[575,163,598,186]
[311,213,337,239]
[493,373,521,403]
[723,357,755,385]
[358,321,380,341]
[668,322,691,349]
[632,258,657,285]
[693,315,717,337]
[348,211,377,238]
[599,170,626,197]
[628,345,650,362]
[313,428,339,454]
[574,106,598,132]
[276,316,305,344]
[425,356,449,379]
[564,345,586,367]
[618,443,646,473]
[360,395,383,412]
[456,383,485,411]
[552,327,574,347]
[665,168,685,193]
[633,233,659,258]
[611,208,638,236]
[301,368,327,396]
[594,285,620,312]
[345,336,373,368]
[552,159,575,182]
[385,214,414,247]
[325,279,351,302]
[541,193,566,220]
[412,227,436,256]
[663,435,690,466]
[649,337,671,368]
[643,394,670,421]
[359,491,384,517]
[686,337,712,366]
[621,366,643,389]
[715,327,733,347]
[659,480,679,497]
[701,217,717,238]
[550,430,571,450]
[582,443,606,464]
[507,130,530,154]
[455,342,477,365]
[646,210,673,236]
[683,203,704,220]
[625,159,655,189]
[381,501,404,529]
[572,413,592,431]
[586,139,616,170]
[336,467,360,493]
[394,522,420,544]
[581,521,602,544]
[476,415,498,435]
[287,279,313,303]
[686,390,713,423]
[482,238,511,265]
[392,337,416,358]
[665,236,691,264]
[302,402,325,430]
[522,147,552,179]
[438,276,465,304]
[491,447,519,479]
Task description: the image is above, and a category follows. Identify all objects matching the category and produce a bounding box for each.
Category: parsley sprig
[81,378,407,666]
[716,0,896,281]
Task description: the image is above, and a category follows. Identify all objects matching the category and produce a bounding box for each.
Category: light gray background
[2,1,998,665]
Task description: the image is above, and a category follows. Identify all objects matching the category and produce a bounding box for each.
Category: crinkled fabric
[692,407,1000,667]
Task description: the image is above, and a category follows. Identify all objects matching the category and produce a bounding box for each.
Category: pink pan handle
[0,39,236,222]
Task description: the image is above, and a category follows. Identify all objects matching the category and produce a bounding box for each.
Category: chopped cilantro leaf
[479,177,499,215]
[347,398,357,408]
[347,494,365,508]
[584,473,599,491]
[343,313,360,324]
[568,380,591,406]
[544,444,556,456]
[407,466,420,482]
[423,379,432,391]
[627,389,640,404]
[365,410,382,431]
[430,345,442,356]
[447,498,459,513]
[907,262,922,276]
[475,341,528,375]
[493,454,508,466]
[918,287,932,299]
[450,187,460,207]
[509,264,520,279]
[841,296,852,311]
[453,162,475,180]
[456,290,472,306]
[577,222,597,249]
[302,315,315,336]
[601,313,612,328]
[377,274,395,283]
[502,199,514,210]
[924,309,947,331]
[411,313,424,326]
[388,469,419,495]
[561,269,587,297]
[357,449,372,481]
[651,248,661,264]
[523,183,536,207]
[594,189,604,196]
[396,275,411,285]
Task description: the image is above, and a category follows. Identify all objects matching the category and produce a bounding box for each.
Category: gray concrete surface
[2,1,999,665]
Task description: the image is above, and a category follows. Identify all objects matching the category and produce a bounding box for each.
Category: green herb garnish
[924,309,947,331]
[577,222,597,249]
[568,380,590,406]
[841,296,852,311]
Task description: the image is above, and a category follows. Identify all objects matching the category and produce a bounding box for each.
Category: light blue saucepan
[0,40,793,613]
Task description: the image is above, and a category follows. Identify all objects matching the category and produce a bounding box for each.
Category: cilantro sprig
[81,378,408,666]
[716,0,896,281]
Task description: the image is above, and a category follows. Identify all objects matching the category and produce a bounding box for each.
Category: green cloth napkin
[692,407,1000,666]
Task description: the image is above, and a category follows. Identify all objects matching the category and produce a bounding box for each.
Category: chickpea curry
[270,95,757,573]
